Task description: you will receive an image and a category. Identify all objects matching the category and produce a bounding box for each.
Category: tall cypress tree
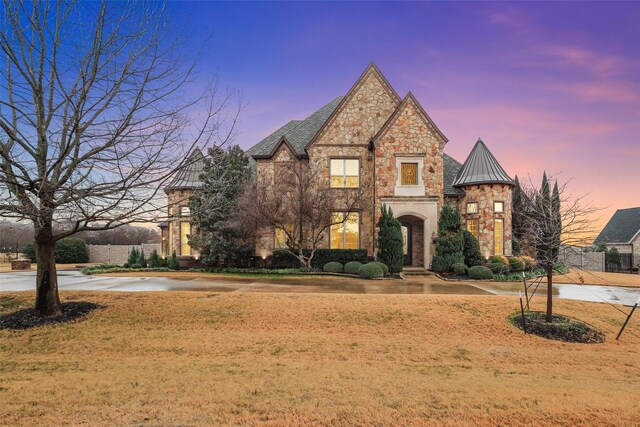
[432,203,464,273]
[376,204,404,273]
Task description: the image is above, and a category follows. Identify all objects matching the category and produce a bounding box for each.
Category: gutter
[369,139,376,255]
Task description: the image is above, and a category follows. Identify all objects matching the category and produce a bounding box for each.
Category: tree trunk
[546,265,553,323]
[34,224,62,316]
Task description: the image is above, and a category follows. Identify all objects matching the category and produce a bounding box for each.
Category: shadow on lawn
[0,300,102,330]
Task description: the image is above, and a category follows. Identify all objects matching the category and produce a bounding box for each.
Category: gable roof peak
[452,138,514,187]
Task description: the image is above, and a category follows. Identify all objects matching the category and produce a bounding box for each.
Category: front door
[401,223,412,266]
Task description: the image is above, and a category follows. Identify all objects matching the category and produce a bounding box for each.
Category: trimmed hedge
[509,256,524,272]
[468,266,493,280]
[490,255,509,265]
[272,249,369,269]
[323,261,344,273]
[344,261,363,275]
[452,263,468,275]
[359,262,384,279]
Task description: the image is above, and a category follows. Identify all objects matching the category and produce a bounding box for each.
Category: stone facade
[229,64,515,269]
[458,184,512,258]
[161,188,198,258]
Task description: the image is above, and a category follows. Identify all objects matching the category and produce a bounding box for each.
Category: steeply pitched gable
[307,62,401,149]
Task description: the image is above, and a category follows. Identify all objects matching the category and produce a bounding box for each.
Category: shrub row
[321,261,387,279]
[272,249,370,269]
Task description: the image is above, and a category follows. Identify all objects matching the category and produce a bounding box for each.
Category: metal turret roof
[165,148,205,193]
[452,139,514,187]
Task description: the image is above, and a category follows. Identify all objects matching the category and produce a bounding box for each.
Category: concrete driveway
[1,269,639,306]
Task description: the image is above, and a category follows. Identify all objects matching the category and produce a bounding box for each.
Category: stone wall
[88,243,162,264]
[165,189,197,257]
[558,247,604,272]
[459,184,512,258]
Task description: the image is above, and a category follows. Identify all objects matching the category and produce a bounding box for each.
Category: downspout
[370,139,376,256]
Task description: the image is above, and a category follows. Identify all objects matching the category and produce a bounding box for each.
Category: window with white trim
[467,202,478,214]
[494,201,504,213]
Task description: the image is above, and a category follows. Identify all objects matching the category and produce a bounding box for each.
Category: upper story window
[494,201,504,213]
[400,163,418,186]
[467,202,478,214]
[181,207,191,216]
[330,159,359,188]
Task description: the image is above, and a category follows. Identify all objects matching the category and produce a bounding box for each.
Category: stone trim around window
[394,156,425,196]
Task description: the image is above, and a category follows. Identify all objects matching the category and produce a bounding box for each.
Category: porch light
[431,231,437,243]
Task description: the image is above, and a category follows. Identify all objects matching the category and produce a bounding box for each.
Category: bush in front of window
[376,204,404,273]
[508,256,525,272]
[432,203,465,273]
[323,261,344,273]
[272,249,369,269]
[488,262,509,275]
[358,262,384,279]
[452,263,468,275]
[344,261,363,274]
[489,255,509,265]
[468,265,493,280]
[521,256,537,271]
[168,250,180,270]
[462,230,484,267]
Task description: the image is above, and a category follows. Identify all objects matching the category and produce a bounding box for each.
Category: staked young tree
[516,172,599,322]
[0,1,240,315]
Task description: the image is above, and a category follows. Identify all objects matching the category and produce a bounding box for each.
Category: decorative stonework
[164,188,198,258]
[459,184,513,258]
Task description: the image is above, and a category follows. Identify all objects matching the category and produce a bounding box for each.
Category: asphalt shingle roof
[165,148,205,193]
[247,97,343,157]
[443,154,465,196]
[594,207,640,244]
[452,139,514,187]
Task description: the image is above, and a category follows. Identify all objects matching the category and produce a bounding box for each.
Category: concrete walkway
[1,269,639,306]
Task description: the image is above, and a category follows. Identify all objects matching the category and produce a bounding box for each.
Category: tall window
[467,219,478,239]
[168,222,173,255]
[275,224,293,249]
[467,202,478,214]
[494,201,504,213]
[180,222,191,256]
[330,159,359,188]
[400,163,418,185]
[330,212,359,249]
[494,219,504,255]
[181,206,191,216]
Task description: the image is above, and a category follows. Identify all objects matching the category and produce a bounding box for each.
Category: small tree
[376,204,404,273]
[139,250,148,268]
[432,204,464,273]
[516,172,598,322]
[462,231,483,267]
[605,247,620,271]
[168,251,180,270]
[128,247,140,266]
[148,250,162,268]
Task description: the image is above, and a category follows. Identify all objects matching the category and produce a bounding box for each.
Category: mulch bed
[0,301,102,331]
[509,311,605,344]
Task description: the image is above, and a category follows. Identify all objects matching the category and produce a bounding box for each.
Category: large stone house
[243,63,514,268]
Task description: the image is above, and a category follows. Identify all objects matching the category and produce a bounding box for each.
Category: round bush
[358,262,384,279]
[344,261,363,275]
[373,261,389,275]
[521,256,537,271]
[130,263,142,269]
[468,266,493,280]
[488,262,510,274]
[323,261,344,273]
[452,263,468,275]
[490,255,509,265]
[509,256,524,272]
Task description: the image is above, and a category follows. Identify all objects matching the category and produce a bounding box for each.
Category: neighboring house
[246,63,514,268]
[593,207,640,267]
[160,149,205,259]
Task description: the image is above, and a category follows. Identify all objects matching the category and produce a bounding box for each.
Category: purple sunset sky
[173,1,640,234]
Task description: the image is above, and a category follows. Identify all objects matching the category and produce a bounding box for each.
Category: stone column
[423,219,429,269]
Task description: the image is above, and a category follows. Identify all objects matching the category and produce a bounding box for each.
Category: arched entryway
[397,214,426,268]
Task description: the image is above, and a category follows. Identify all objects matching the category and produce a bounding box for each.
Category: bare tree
[240,160,371,268]
[0,1,239,315]
[517,172,599,322]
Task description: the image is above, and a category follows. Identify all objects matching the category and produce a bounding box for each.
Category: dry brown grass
[1,292,639,426]
[552,270,640,288]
